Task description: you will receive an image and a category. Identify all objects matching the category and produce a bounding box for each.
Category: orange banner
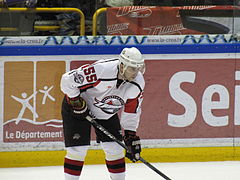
[4,61,65,142]
[106,6,235,35]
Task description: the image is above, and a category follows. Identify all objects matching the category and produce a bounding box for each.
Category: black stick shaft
[86,116,172,180]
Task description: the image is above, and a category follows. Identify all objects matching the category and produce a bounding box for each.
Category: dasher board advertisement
[0,35,239,152]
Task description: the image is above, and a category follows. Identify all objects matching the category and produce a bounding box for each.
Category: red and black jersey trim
[78,78,118,92]
[100,78,118,81]
[124,93,141,113]
[78,80,101,92]
[123,81,143,113]
[106,158,125,173]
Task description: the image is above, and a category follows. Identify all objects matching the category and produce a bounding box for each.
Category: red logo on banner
[107,6,235,35]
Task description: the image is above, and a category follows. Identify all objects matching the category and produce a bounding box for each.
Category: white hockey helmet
[119,47,144,69]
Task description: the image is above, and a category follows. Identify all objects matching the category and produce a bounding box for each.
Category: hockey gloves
[123,130,141,162]
[67,95,89,118]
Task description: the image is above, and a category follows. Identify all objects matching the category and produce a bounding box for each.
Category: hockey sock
[64,157,84,180]
[106,158,126,180]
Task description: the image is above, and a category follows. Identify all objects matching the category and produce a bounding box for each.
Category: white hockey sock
[65,173,80,180]
[110,172,125,180]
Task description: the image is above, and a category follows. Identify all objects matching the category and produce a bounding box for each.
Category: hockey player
[60,47,145,180]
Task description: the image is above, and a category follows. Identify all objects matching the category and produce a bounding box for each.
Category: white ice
[0,161,240,180]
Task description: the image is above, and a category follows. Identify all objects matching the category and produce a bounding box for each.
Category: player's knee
[65,145,89,161]
[101,142,124,161]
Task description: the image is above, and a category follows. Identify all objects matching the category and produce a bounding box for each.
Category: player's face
[124,66,139,81]
[119,63,145,81]
[124,65,145,81]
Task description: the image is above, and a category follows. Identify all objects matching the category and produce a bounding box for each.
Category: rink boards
[0,35,240,167]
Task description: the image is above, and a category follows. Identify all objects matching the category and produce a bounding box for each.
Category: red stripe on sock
[106,158,125,165]
[106,158,125,173]
[64,158,83,176]
[64,168,81,176]
[65,158,84,166]
[108,167,126,173]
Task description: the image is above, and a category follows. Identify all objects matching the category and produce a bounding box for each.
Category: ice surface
[0,161,240,180]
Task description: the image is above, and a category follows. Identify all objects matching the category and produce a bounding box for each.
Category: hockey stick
[86,115,172,180]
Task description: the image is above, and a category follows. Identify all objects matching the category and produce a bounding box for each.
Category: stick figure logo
[11,92,38,124]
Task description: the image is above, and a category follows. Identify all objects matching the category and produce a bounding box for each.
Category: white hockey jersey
[60,59,145,131]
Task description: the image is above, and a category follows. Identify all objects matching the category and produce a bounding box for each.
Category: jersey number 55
[83,66,97,83]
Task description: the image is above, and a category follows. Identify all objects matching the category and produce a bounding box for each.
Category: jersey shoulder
[93,58,119,79]
[131,72,145,92]
[127,73,145,98]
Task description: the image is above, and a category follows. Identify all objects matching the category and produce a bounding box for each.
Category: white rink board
[0,50,240,152]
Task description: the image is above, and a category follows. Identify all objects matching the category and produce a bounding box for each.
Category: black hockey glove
[67,95,89,118]
[123,130,141,162]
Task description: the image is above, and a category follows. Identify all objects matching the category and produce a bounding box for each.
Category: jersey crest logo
[73,73,84,84]
[94,96,124,114]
